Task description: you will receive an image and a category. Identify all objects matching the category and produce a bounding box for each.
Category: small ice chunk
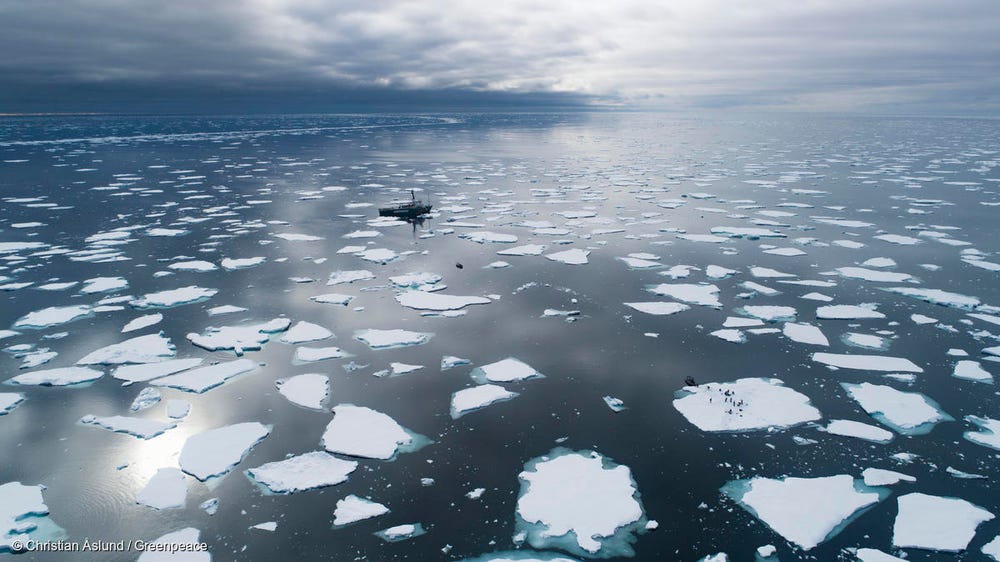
[151,358,256,393]
[396,291,491,311]
[246,451,357,494]
[179,422,270,480]
[7,366,103,386]
[199,498,219,515]
[841,382,952,434]
[356,248,398,264]
[498,244,547,256]
[710,329,745,343]
[816,304,885,320]
[874,234,921,245]
[294,346,350,362]
[706,265,738,279]
[462,231,518,244]
[122,313,163,333]
[333,495,389,527]
[252,521,277,531]
[354,329,433,349]
[310,293,353,306]
[470,357,543,383]
[862,468,916,487]
[131,286,217,309]
[953,360,993,383]
[80,414,176,439]
[168,260,217,272]
[166,400,191,419]
[892,493,994,552]
[207,305,247,316]
[515,448,647,557]
[812,353,922,372]
[137,468,187,510]
[750,267,795,279]
[911,313,938,324]
[0,392,25,415]
[673,378,820,432]
[221,257,265,270]
[782,322,829,346]
[275,374,329,410]
[327,270,375,285]
[722,474,886,550]
[374,523,426,542]
[275,232,323,241]
[545,249,590,265]
[646,283,721,307]
[624,302,690,316]
[466,488,486,499]
[78,332,176,365]
[279,321,333,344]
[322,404,425,460]
[739,305,796,322]
[603,396,627,412]
[390,362,423,376]
[80,276,129,294]
[130,387,162,412]
[441,355,471,371]
[451,384,519,418]
[822,420,894,444]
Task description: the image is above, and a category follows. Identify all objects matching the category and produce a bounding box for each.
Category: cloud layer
[1,0,998,113]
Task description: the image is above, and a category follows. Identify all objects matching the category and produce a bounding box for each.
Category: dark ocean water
[1,113,999,561]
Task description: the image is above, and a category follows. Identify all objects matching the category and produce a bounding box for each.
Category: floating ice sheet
[515,448,647,558]
[451,384,519,418]
[881,287,980,310]
[892,493,994,552]
[13,304,93,329]
[7,366,103,386]
[471,358,543,383]
[624,302,690,316]
[374,523,426,542]
[355,329,433,349]
[275,374,329,410]
[646,283,721,307]
[112,358,203,384]
[546,249,590,265]
[131,286,217,309]
[963,416,1000,451]
[333,495,389,527]
[0,393,25,415]
[136,527,209,561]
[78,332,176,365]
[841,382,952,434]
[673,378,820,432]
[80,414,176,439]
[722,474,887,550]
[137,468,187,510]
[151,358,256,393]
[179,422,271,480]
[322,404,428,460]
[812,353,922,372]
[396,291,491,311]
[279,321,333,344]
[246,451,357,494]
[187,318,290,354]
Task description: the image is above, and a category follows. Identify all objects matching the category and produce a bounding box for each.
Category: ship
[378,190,432,218]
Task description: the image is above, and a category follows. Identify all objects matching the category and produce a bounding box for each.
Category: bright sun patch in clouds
[0,0,997,113]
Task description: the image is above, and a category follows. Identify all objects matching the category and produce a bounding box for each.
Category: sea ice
[813,353,922,372]
[122,313,163,333]
[187,318,290,354]
[137,468,187,510]
[136,528,209,561]
[220,257,265,270]
[0,481,49,553]
[131,286,217,309]
[441,356,472,371]
[310,293,353,306]
[834,267,914,283]
[841,382,952,434]
[179,422,270,480]
[710,329,745,343]
[112,358,203,384]
[327,270,375,285]
[953,360,993,383]
[294,346,350,362]
[882,287,980,310]
[470,358,544,383]
[545,249,590,265]
[354,329,433,349]
[13,304,93,329]
[80,415,176,439]
[515,449,647,557]
[892,493,994,552]
[168,261,217,273]
[739,306,796,322]
[80,276,129,294]
[246,451,357,494]
[78,332,176,365]
[0,393,25,415]
[279,321,333,344]
[151,359,256,393]
[782,322,829,346]
[624,302,690,316]
[275,374,329,410]
[498,244,547,256]
[396,291,491,311]
[963,416,1000,451]
[462,231,518,244]
[451,384,519,418]
[374,523,426,542]
[822,420,894,443]
[673,378,820,432]
[862,468,916,487]
[129,387,161,411]
[722,474,887,550]
[7,366,103,386]
[333,495,389,527]
[322,404,426,460]
[816,305,886,320]
[646,283,721,307]
[166,400,191,419]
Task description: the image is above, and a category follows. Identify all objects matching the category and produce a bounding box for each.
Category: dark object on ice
[379,190,432,218]
[684,376,697,387]
[455,263,464,269]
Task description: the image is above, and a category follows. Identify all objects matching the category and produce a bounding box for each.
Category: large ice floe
[673,378,820,432]
[470,358,544,383]
[892,493,994,551]
[722,474,888,550]
[881,287,981,310]
[246,451,357,494]
[321,404,429,460]
[816,304,886,320]
[354,328,433,349]
[841,382,952,434]
[151,358,256,393]
[130,286,217,309]
[396,291,491,311]
[782,322,829,346]
[279,321,333,344]
[137,468,187,509]
[179,422,271,480]
[7,366,103,386]
[13,304,93,329]
[451,384,520,418]
[514,448,648,558]
[545,249,590,265]
[77,332,175,365]
[812,353,922,372]
[187,318,290,354]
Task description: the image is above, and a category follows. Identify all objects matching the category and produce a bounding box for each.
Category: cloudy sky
[1,0,998,114]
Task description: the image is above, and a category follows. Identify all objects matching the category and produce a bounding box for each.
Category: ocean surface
[1,113,999,561]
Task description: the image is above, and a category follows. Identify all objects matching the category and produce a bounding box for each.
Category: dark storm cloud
[1,0,998,114]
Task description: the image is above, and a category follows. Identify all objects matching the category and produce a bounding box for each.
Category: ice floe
[816,304,885,320]
[882,287,980,310]
[333,495,389,527]
[279,321,333,344]
[122,313,163,333]
[0,393,25,415]
[451,384,519,418]
[963,416,1000,451]
[722,474,887,550]
[834,267,915,283]
[470,358,544,383]
[892,493,994,552]
[187,318,290,354]
[375,523,426,542]
[137,468,187,510]
[13,304,93,329]
[739,305,796,323]
[813,353,922,372]
[782,322,829,346]
[1,482,51,553]
[396,291,491,311]
[7,366,103,386]
[953,360,993,383]
[275,373,329,410]
[136,527,209,561]
[861,468,915,487]
[327,270,375,285]
[179,422,270,480]
[294,346,350,362]
[78,332,175,365]
[246,451,357,494]
[545,249,590,265]
[624,302,690,316]
[322,404,428,460]
[151,358,256,393]
[354,329,433,349]
[673,378,820,432]
[822,420,894,444]
[131,286,217,309]
[841,382,952,434]
[646,283,721,307]
[514,448,647,557]
[112,358,203,384]
[80,414,176,439]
